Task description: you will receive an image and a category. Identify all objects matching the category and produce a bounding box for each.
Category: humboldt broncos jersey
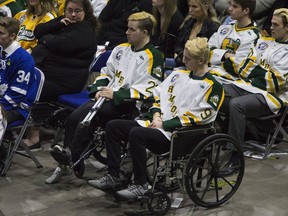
[14,10,57,52]
[0,41,37,119]
[233,37,288,114]
[137,69,224,140]
[0,0,23,17]
[208,22,260,83]
[90,43,164,105]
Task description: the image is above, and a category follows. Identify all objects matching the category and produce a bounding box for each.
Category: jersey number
[145,81,157,94]
[17,70,30,84]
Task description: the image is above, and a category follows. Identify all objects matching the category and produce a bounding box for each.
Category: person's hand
[60,17,76,25]
[99,87,113,100]
[148,117,163,129]
[224,52,235,59]
[95,91,101,100]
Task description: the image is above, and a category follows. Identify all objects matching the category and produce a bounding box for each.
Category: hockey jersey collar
[4,41,21,58]
[131,42,154,52]
[189,71,211,80]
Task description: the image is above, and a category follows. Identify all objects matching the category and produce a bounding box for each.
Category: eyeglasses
[66,8,83,15]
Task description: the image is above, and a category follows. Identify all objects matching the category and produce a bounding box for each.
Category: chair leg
[16,143,43,168]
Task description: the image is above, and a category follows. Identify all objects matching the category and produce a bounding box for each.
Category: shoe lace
[127,184,142,193]
[99,174,114,184]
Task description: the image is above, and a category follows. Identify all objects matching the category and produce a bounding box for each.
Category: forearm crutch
[79,79,114,128]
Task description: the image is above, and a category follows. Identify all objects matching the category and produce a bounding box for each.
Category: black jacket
[174,18,219,66]
[98,0,152,49]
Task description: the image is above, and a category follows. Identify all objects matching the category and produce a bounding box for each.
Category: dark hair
[234,0,256,18]
[26,0,57,16]
[0,17,20,36]
[65,0,98,31]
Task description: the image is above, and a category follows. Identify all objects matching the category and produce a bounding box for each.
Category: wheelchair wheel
[147,191,171,216]
[184,133,244,208]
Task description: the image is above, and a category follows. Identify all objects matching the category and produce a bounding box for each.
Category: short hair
[233,0,256,18]
[185,37,209,64]
[128,11,157,36]
[273,8,288,27]
[0,17,19,35]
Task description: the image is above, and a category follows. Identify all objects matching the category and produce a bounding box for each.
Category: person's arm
[239,40,288,94]
[34,16,64,39]
[37,20,96,56]
[0,59,34,109]
[113,49,164,105]
[162,79,224,132]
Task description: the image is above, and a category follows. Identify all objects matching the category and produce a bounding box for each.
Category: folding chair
[245,105,288,160]
[0,67,45,176]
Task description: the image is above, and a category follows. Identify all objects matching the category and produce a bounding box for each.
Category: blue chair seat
[58,90,91,109]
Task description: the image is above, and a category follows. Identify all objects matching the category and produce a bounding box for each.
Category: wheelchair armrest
[174,124,214,132]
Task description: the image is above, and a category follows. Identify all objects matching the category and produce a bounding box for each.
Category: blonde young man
[46,11,164,184]
[89,37,224,200]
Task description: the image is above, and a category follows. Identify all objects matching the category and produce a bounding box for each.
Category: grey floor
[1,139,288,216]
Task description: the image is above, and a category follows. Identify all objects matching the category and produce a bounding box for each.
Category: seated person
[88,37,224,200]
[208,0,260,83]
[174,0,220,66]
[0,0,24,18]
[151,0,184,58]
[214,0,275,28]
[45,11,164,184]
[14,0,57,53]
[32,0,98,102]
[22,0,99,148]
[0,17,38,142]
[222,8,288,150]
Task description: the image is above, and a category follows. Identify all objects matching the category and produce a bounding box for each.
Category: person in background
[97,0,152,50]
[220,8,288,170]
[88,37,224,200]
[0,17,37,143]
[22,0,98,149]
[151,0,184,58]
[208,0,260,83]
[14,0,57,53]
[174,0,220,66]
[0,0,24,17]
[45,11,164,184]
[90,0,107,18]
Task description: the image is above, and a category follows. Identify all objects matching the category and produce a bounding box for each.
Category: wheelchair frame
[143,124,245,215]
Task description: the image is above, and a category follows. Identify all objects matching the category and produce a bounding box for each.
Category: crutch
[79,79,114,128]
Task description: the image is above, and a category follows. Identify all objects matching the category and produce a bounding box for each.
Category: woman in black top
[174,0,220,66]
[32,0,98,102]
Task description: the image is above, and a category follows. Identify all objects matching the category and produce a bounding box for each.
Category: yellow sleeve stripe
[241,59,255,78]
[144,49,153,75]
[267,93,281,109]
[131,89,140,99]
[266,72,274,93]
[185,111,200,124]
[180,115,192,126]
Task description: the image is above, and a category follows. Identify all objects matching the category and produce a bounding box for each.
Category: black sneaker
[50,145,72,165]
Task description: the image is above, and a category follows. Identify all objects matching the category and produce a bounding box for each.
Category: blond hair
[273,8,288,26]
[185,37,209,63]
[128,11,157,35]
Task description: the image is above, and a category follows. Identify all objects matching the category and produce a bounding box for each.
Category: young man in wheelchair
[45,11,164,184]
[220,8,288,164]
[0,17,38,158]
[88,37,224,200]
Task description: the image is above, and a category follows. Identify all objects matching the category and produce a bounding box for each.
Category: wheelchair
[139,124,245,215]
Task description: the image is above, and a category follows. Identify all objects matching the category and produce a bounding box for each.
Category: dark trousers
[106,119,170,185]
[222,84,272,145]
[63,100,135,162]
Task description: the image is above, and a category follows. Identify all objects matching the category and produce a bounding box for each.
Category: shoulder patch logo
[170,74,179,83]
[220,27,229,35]
[116,50,123,60]
[153,66,162,78]
[258,42,268,50]
[210,95,219,107]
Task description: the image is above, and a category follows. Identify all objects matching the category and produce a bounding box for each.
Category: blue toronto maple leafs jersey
[0,41,37,119]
